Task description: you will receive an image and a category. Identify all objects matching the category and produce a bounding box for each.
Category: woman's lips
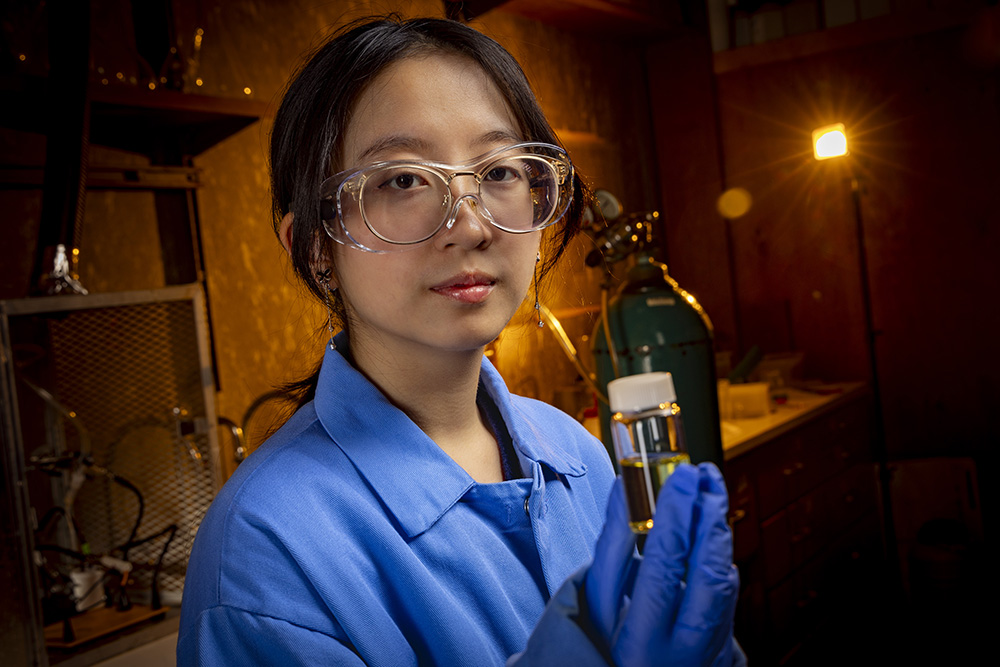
[431,273,496,304]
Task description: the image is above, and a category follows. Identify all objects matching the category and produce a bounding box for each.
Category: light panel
[813,123,849,160]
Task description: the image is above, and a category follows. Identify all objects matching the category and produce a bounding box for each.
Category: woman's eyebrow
[355,130,525,165]
[473,129,523,148]
[355,135,431,163]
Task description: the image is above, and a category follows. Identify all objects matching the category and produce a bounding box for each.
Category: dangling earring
[317,268,337,350]
[534,251,544,329]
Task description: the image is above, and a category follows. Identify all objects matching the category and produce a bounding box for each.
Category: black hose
[36,505,86,546]
[151,525,177,610]
[124,523,178,610]
[37,506,68,532]
[35,544,88,562]
[96,467,144,561]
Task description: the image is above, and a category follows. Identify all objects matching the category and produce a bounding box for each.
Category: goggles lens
[320,143,573,252]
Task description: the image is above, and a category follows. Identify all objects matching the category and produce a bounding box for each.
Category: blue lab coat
[177,335,617,665]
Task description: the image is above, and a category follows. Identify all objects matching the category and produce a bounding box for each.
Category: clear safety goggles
[319,142,573,253]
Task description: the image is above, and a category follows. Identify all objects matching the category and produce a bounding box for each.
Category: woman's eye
[376,170,428,191]
[485,166,520,182]
[390,173,420,189]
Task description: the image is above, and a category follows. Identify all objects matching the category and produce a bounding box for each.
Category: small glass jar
[608,372,690,534]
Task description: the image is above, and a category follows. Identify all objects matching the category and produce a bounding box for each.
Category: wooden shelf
[713,6,980,74]
[45,605,169,650]
[448,0,686,37]
[47,608,180,667]
[0,74,270,157]
[1,164,201,189]
[89,85,270,157]
[721,382,867,461]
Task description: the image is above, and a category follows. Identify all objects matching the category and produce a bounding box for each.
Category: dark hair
[269,15,588,403]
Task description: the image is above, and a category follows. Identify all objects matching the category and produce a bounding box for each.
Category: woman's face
[332,52,542,359]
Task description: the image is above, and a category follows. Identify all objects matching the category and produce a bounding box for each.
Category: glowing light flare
[813,123,848,160]
[716,187,753,219]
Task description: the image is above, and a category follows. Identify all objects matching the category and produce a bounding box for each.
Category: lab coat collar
[313,332,586,538]
[476,351,588,480]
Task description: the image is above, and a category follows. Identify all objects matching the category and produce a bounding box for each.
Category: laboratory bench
[719,383,886,663]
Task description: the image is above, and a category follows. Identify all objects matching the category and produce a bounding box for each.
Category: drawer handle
[782,462,804,476]
[796,590,819,609]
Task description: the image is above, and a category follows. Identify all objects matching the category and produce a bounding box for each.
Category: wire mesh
[5,289,219,600]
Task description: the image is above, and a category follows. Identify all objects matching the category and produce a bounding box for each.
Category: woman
[178,15,742,666]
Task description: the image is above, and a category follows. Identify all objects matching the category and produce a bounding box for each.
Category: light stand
[814,125,900,593]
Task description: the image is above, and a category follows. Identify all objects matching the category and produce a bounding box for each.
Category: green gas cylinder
[592,254,723,469]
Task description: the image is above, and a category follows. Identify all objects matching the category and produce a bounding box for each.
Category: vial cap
[607,372,677,412]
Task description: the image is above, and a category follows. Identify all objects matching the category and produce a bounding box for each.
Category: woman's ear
[282,211,339,290]
[279,212,295,256]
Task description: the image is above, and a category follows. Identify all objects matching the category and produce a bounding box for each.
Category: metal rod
[851,177,900,591]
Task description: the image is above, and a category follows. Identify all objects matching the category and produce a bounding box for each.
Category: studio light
[812,123,848,160]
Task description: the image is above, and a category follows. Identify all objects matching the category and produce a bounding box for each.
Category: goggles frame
[319,142,573,253]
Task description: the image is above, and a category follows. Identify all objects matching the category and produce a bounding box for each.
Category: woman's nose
[435,193,494,250]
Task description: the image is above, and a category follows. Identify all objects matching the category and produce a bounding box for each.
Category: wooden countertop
[721,382,868,461]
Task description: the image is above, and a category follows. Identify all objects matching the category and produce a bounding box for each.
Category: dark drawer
[760,509,791,588]
[728,466,759,562]
[823,463,878,539]
[754,398,873,520]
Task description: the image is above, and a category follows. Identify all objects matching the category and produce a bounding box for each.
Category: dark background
[2,0,997,663]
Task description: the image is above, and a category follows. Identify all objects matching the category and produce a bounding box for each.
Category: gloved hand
[584,463,743,667]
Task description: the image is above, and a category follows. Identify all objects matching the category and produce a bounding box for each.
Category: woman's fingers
[668,464,740,663]
[612,463,740,667]
[585,479,638,643]
[612,464,700,664]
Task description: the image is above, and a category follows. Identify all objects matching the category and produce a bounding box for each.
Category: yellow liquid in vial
[620,453,690,533]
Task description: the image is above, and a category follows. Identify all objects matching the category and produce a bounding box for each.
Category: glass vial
[608,372,690,534]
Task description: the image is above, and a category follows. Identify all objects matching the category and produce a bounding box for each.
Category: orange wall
[0,0,661,476]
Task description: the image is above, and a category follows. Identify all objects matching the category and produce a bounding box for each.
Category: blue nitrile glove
[584,479,638,646]
[585,463,745,667]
